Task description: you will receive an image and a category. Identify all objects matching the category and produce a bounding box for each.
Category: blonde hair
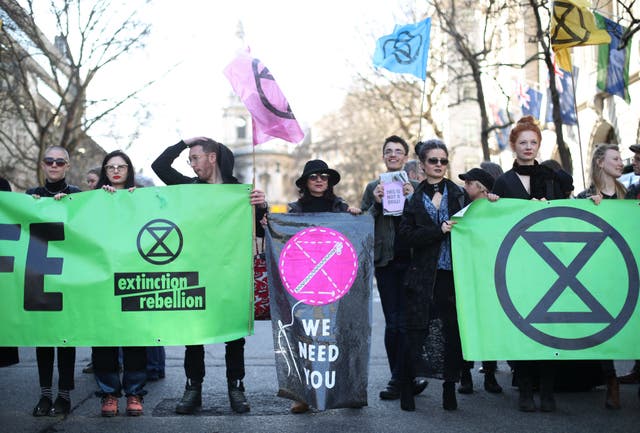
[589,144,626,198]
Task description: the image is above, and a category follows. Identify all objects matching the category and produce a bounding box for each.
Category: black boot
[413,377,428,395]
[484,371,503,394]
[539,369,556,412]
[518,375,536,412]
[443,381,457,410]
[457,369,473,394]
[399,380,415,411]
[175,380,202,414]
[379,380,400,400]
[228,380,250,413]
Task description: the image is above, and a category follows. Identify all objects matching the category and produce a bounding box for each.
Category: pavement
[1,296,638,433]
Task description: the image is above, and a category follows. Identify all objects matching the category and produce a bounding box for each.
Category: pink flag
[224,51,304,145]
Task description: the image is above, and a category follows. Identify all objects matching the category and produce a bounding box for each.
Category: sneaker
[101,395,119,417]
[32,396,52,417]
[228,380,250,413]
[175,382,201,414]
[126,395,143,416]
[48,396,71,416]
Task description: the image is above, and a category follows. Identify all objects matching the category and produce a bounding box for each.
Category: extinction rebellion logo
[114,219,205,312]
[495,207,638,350]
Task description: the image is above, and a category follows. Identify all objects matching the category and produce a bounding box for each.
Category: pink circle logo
[278,227,358,305]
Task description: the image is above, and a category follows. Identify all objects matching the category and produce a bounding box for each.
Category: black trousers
[184,338,245,383]
[402,270,463,383]
[36,346,76,390]
[375,261,408,382]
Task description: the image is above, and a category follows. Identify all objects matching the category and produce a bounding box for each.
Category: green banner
[0,185,254,346]
[452,198,640,360]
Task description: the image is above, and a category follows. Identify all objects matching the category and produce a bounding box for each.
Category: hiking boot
[175,381,201,414]
[126,395,143,416]
[32,396,52,417]
[458,369,473,394]
[228,380,250,413]
[101,395,119,417]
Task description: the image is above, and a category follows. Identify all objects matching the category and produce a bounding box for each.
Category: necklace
[43,182,68,196]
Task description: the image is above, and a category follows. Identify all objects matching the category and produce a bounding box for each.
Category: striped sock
[40,387,52,400]
[58,389,70,402]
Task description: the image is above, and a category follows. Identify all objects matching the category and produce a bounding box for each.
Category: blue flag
[373,18,431,80]
[518,83,543,120]
[595,13,631,103]
[546,67,577,125]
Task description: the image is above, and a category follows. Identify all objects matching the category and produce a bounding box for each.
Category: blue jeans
[93,346,146,397]
[146,346,165,376]
[375,261,408,382]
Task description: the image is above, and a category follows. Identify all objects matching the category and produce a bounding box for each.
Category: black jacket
[399,179,469,330]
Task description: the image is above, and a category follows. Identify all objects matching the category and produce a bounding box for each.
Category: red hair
[509,115,542,146]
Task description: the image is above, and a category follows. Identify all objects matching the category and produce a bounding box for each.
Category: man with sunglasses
[26,146,80,417]
[152,137,266,415]
[360,135,427,401]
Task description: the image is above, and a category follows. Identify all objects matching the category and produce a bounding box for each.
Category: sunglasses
[308,173,330,181]
[42,157,68,167]
[426,157,449,166]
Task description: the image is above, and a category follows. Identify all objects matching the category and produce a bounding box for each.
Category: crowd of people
[0,114,638,417]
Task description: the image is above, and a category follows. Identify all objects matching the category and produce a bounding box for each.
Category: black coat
[399,179,469,330]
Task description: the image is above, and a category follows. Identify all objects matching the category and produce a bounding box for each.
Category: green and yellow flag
[550,0,611,71]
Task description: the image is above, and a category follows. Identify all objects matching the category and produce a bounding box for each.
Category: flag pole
[418,77,427,141]
[569,68,586,189]
[252,142,256,186]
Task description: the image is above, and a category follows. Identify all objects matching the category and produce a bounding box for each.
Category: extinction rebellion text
[114,272,205,312]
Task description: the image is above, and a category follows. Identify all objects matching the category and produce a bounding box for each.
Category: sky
[82,0,420,177]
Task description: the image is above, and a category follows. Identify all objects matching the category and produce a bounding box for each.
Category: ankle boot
[518,375,536,412]
[605,376,621,409]
[457,369,473,394]
[539,370,556,412]
[484,371,503,394]
[228,380,250,413]
[399,380,415,411]
[442,381,457,410]
[175,380,202,414]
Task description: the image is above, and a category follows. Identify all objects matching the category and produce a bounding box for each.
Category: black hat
[295,160,341,188]
[629,144,640,153]
[458,168,494,191]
